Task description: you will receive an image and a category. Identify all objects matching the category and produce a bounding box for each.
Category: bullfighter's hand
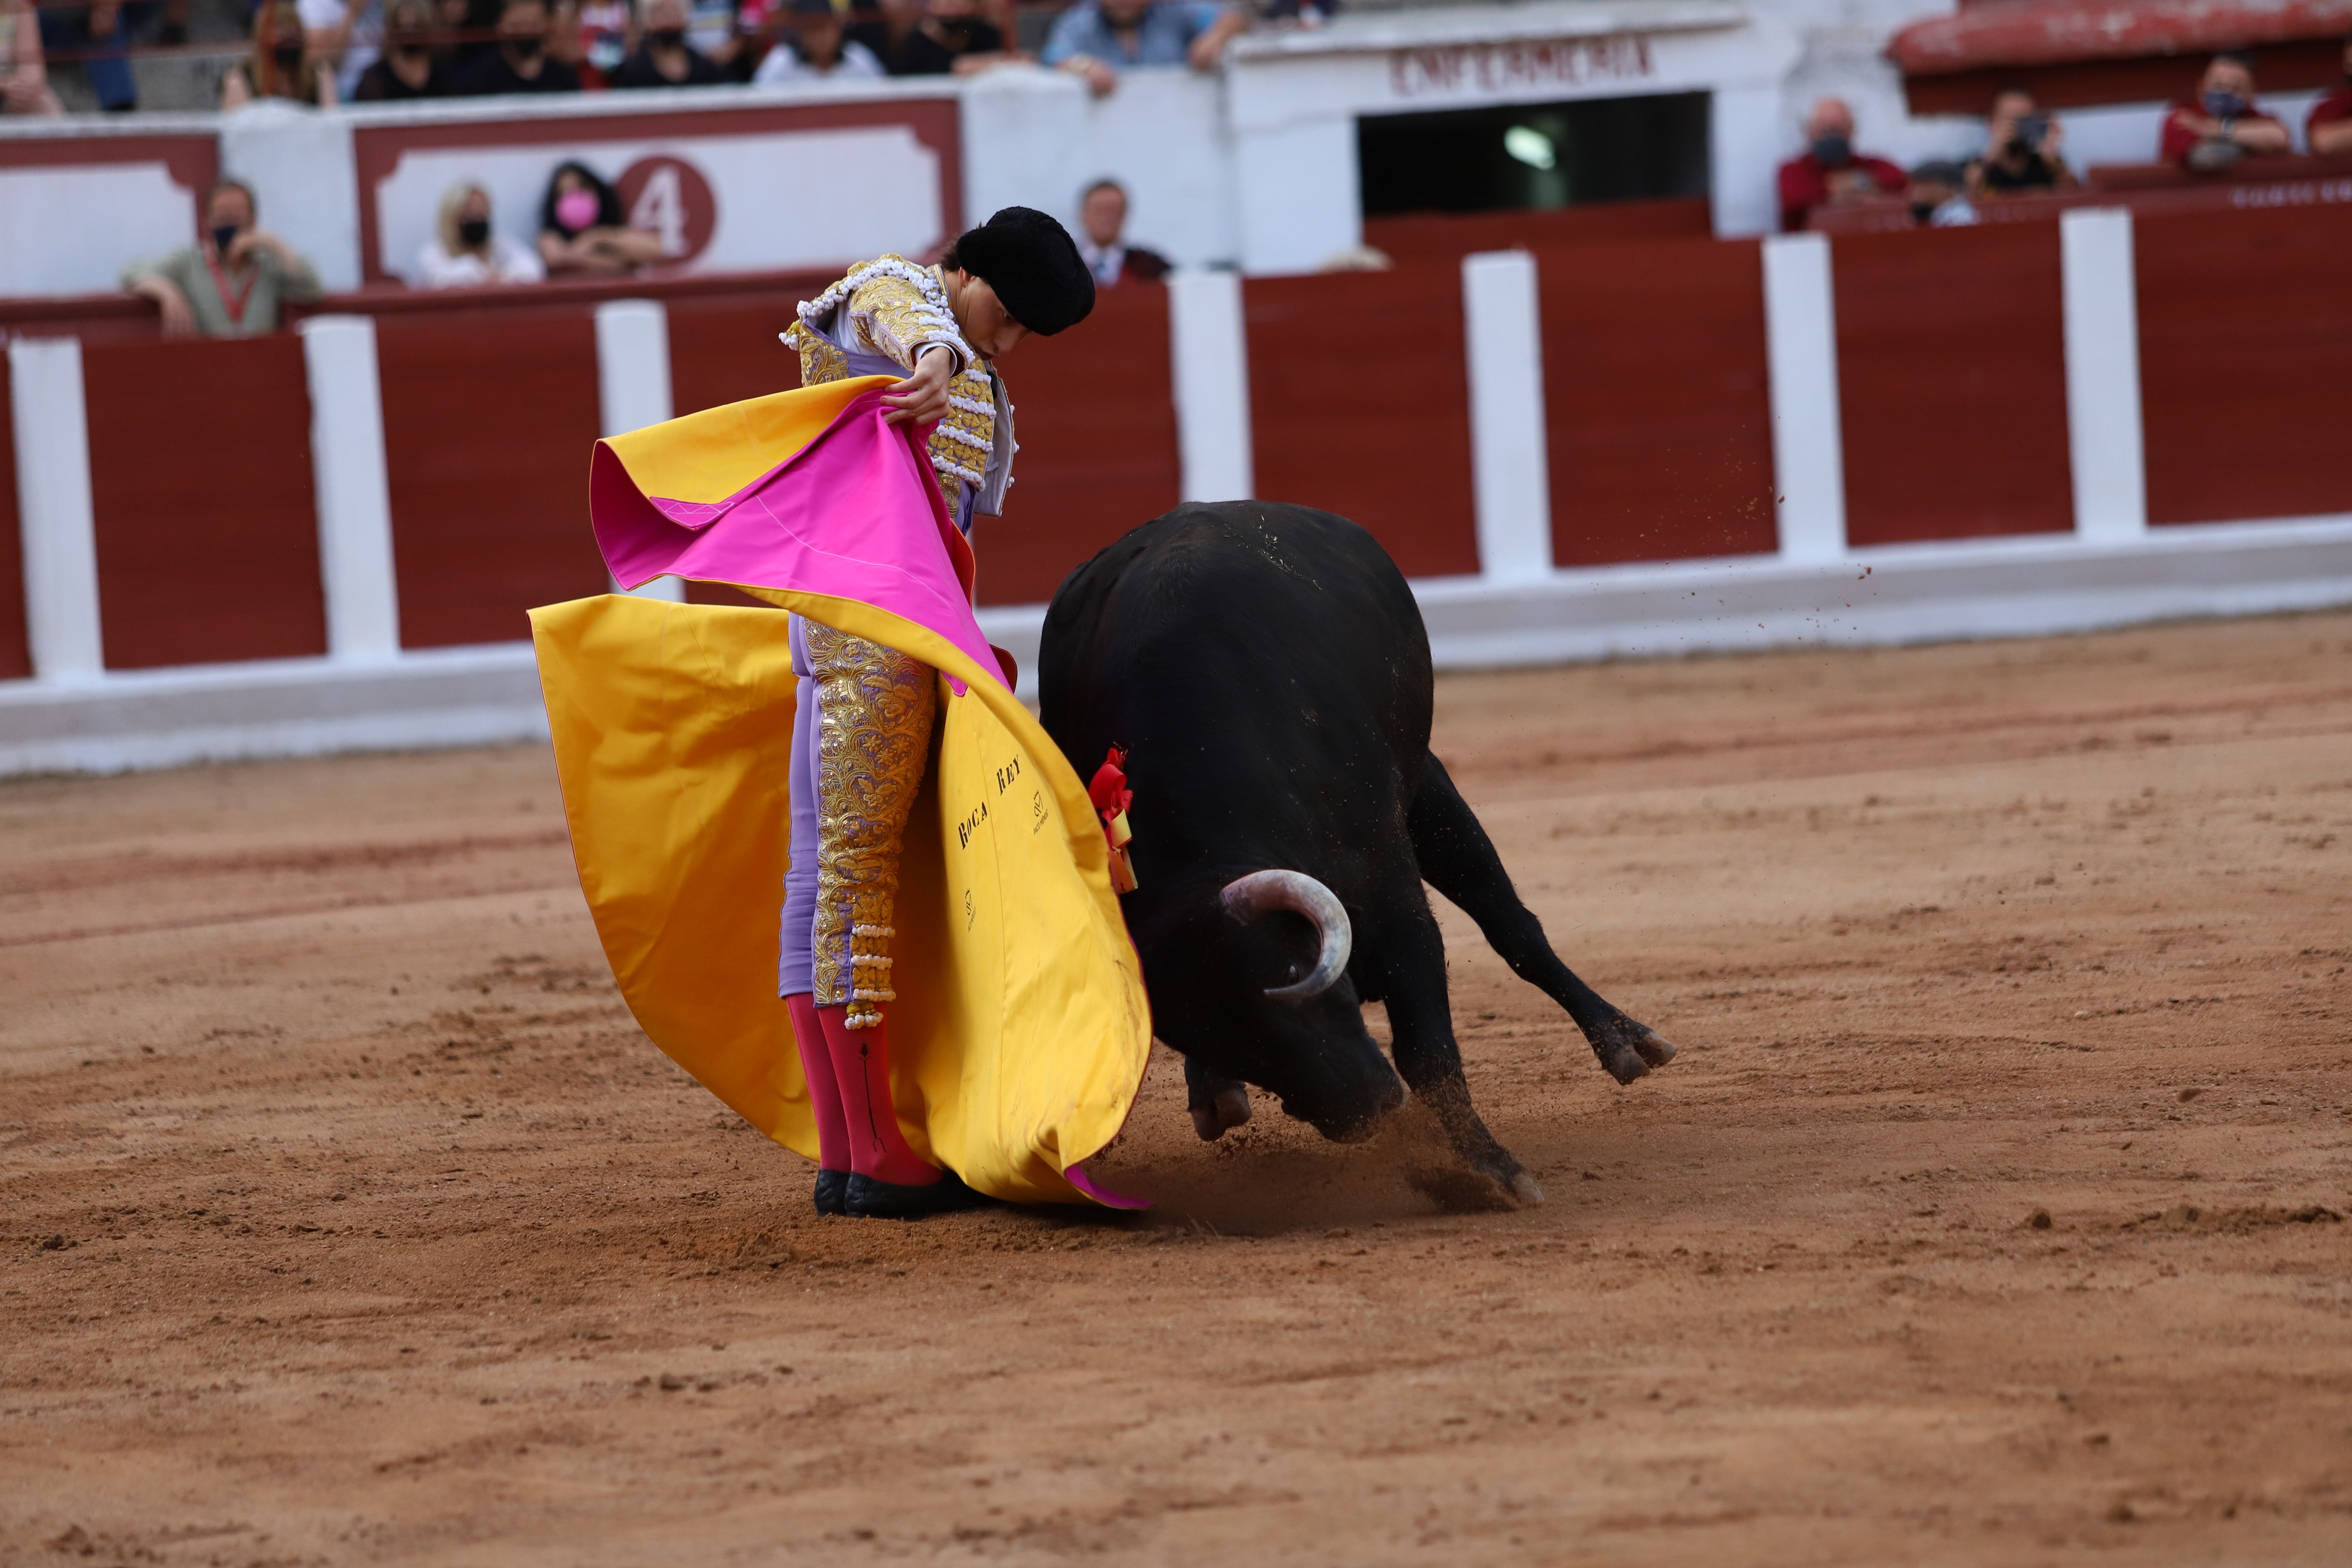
[882,343,954,427]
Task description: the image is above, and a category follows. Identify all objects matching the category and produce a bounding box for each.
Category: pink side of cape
[1063,1165,1150,1211]
[589,387,997,693]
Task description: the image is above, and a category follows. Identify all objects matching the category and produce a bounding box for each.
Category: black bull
[1039,501,1675,1207]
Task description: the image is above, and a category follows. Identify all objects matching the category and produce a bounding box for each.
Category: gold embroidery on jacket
[805,620,937,1027]
[789,256,998,518]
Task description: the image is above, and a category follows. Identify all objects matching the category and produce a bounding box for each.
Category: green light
[1503,126,1556,171]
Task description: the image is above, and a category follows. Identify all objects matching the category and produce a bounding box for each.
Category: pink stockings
[786,994,941,1188]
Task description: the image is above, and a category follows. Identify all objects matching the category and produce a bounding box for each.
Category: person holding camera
[121,179,322,339]
[1969,87,2076,196]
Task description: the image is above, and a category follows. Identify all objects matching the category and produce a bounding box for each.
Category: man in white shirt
[752,0,882,81]
[1073,179,1171,287]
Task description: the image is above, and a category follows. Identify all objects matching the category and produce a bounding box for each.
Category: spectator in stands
[419,182,547,286]
[2,0,65,115]
[538,160,663,276]
[2161,52,2289,170]
[1906,160,1977,227]
[1968,87,2076,195]
[842,0,916,70]
[121,179,322,339]
[35,0,134,112]
[857,0,1014,75]
[612,0,724,82]
[1044,0,1245,97]
[300,0,387,101]
[752,0,882,81]
[1074,179,1170,285]
[573,0,631,84]
[438,0,492,65]
[353,0,450,96]
[453,0,580,92]
[222,0,338,106]
[679,0,740,74]
[2307,32,2352,155]
[728,0,777,77]
[1777,97,1905,231]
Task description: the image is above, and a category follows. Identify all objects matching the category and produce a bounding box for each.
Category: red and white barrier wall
[5,202,2351,775]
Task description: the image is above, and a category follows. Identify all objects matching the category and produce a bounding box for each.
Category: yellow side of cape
[529,591,1151,1206]
[600,374,896,504]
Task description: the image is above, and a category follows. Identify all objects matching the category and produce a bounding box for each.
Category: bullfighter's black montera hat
[947,207,1095,337]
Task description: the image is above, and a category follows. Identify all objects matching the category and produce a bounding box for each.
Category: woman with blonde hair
[221,0,337,106]
[417,181,545,287]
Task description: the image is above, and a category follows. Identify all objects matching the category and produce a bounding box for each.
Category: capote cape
[528,374,1150,1206]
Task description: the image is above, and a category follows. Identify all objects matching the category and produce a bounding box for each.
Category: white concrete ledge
[977,514,2352,704]
[6,517,2349,776]
[0,645,545,776]
[1409,514,2352,668]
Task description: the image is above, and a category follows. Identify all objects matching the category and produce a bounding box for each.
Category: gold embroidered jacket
[786,255,1017,525]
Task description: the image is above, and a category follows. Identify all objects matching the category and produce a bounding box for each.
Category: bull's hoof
[1591,1015,1676,1086]
[1190,1086,1252,1141]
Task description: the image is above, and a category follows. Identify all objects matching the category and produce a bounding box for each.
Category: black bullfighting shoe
[845,1168,992,1220]
[813,1169,850,1217]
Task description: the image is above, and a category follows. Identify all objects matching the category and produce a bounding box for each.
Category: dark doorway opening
[1357,92,1712,217]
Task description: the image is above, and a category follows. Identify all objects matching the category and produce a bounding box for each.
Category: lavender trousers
[777,614,819,998]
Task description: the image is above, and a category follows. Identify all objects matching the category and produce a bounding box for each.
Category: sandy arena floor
[3,612,2349,1566]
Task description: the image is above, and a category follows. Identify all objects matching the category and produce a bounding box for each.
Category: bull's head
[1130,867,1405,1141]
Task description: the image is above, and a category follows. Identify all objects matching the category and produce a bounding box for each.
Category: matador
[778,209,1096,1219]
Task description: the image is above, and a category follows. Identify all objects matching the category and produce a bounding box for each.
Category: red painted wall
[666,287,818,416]
[377,310,609,648]
[1834,224,2074,545]
[2138,204,2352,526]
[1243,266,1481,580]
[1538,237,1777,566]
[80,336,328,670]
[1364,199,1713,269]
[971,282,1181,606]
[0,355,28,680]
[663,282,818,610]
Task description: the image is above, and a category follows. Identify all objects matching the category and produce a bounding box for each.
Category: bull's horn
[1220,870,1352,999]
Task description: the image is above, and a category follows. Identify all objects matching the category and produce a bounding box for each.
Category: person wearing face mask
[2305,33,2352,156]
[2160,52,2289,170]
[1776,96,1906,231]
[611,0,724,84]
[220,0,337,106]
[846,0,1014,75]
[353,0,449,95]
[536,160,664,276]
[121,179,322,339]
[453,0,580,93]
[418,182,547,287]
